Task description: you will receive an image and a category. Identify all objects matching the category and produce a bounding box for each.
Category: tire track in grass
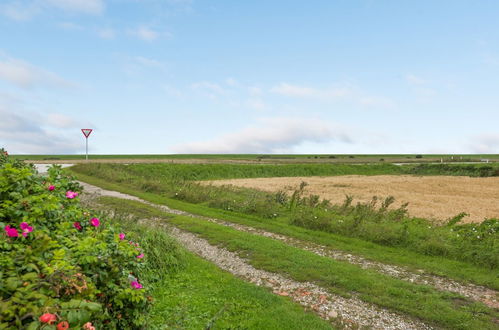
[163,224,431,329]
[78,181,498,310]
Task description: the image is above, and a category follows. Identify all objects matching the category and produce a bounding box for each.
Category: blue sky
[1,0,498,154]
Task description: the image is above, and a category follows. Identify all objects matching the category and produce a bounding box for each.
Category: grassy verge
[150,252,333,329]
[91,199,333,329]
[97,197,499,330]
[69,169,499,290]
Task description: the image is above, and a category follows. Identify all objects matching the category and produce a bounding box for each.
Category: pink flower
[65,191,78,199]
[20,222,33,237]
[90,217,100,227]
[119,233,125,240]
[73,222,82,231]
[5,225,19,238]
[48,185,55,191]
[130,281,143,289]
[83,322,95,330]
[136,253,144,259]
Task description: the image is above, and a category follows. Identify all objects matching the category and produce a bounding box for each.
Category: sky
[0,0,498,155]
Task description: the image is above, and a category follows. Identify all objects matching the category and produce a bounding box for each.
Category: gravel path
[76,180,499,310]
[166,225,430,329]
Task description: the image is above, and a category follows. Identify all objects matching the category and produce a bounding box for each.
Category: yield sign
[81,129,93,138]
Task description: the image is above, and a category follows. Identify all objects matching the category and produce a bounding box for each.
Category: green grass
[67,166,499,289]
[72,162,406,181]
[92,198,333,329]
[96,197,499,330]
[69,163,498,270]
[13,153,499,163]
[150,253,333,329]
[70,162,499,183]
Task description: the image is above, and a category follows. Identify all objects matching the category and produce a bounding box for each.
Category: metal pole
[86,137,88,160]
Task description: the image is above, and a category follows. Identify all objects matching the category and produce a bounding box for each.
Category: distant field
[12,153,499,164]
[204,175,499,223]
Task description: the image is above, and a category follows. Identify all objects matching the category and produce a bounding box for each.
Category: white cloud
[248,86,262,96]
[270,83,351,99]
[46,0,104,14]
[0,54,73,89]
[163,85,183,97]
[0,108,85,154]
[405,74,426,85]
[270,82,396,109]
[58,21,84,30]
[191,81,227,98]
[172,117,354,153]
[1,0,104,20]
[404,73,437,101]
[134,56,165,70]
[0,2,40,20]
[468,134,499,153]
[246,98,266,110]
[97,28,116,39]
[45,113,81,128]
[129,26,171,42]
[225,77,238,86]
[359,96,396,108]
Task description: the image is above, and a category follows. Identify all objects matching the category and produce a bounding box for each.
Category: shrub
[0,149,152,329]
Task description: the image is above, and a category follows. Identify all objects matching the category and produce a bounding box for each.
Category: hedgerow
[0,149,152,329]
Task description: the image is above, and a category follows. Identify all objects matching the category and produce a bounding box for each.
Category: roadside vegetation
[1,151,333,329]
[69,163,499,271]
[96,196,499,330]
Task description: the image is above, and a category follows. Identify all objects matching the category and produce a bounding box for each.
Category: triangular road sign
[81,129,93,138]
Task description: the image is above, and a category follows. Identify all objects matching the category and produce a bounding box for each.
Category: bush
[0,149,152,329]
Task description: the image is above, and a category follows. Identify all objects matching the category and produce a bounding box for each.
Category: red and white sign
[81,129,93,138]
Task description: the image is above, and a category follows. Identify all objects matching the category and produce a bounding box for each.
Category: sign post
[81,129,93,160]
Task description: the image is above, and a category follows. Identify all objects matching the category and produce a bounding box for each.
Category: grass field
[64,160,498,329]
[13,153,499,164]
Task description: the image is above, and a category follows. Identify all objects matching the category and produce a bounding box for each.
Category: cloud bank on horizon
[0,0,498,154]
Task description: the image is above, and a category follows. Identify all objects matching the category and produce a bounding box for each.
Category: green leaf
[25,321,40,330]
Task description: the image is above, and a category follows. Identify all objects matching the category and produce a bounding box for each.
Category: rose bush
[0,149,151,329]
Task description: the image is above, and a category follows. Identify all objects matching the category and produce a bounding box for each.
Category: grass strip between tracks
[97,200,333,329]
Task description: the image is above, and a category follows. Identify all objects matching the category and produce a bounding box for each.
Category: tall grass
[408,163,499,177]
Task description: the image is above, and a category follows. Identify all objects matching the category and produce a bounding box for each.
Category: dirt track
[204,175,499,223]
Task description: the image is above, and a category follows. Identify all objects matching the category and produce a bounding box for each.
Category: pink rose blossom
[136,253,144,259]
[73,222,82,231]
[5,225,19,238]
[65,191,78,199]
[90,217,100,227]
[83,322,95,330]
[48,185,55,191]
[130,281,143,289]
[119,233,125,240]
[20,222,33,237]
